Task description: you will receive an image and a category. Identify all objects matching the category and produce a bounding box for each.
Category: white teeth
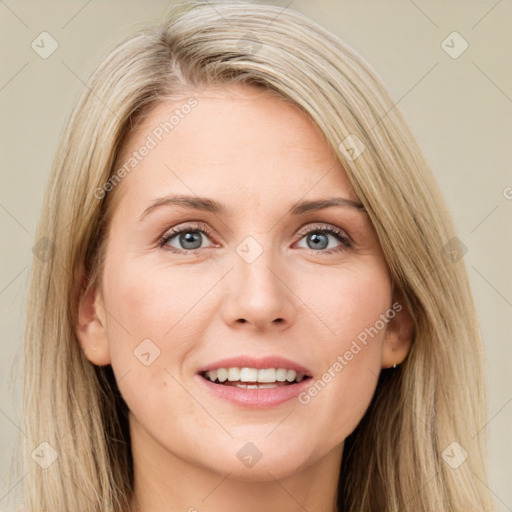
[276,368,287,382]
[240,367,258,382]
[203,367,308,384]
[286,370,297,382]
[257,368,276,383]
[217,368,228,383]
[227,368,240,381]
[234,383,279,389]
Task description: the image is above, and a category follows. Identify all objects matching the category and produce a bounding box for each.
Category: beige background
[1,1,511,510]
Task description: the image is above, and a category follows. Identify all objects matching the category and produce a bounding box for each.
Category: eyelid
[158,221,214,246]
[158,221,353,253]
[295,223,352,246]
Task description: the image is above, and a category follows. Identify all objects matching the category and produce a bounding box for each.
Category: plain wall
[1,1,511,510]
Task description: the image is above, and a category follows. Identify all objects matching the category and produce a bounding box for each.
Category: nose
[220,241,296,332]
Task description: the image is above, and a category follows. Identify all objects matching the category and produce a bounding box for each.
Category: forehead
[111,83,358,214]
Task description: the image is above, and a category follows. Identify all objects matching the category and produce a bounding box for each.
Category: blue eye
[158,223,352,255]
[159,223,214,254]
[295,226,352,253]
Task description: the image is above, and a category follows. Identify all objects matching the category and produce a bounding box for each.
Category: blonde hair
[10,1,494,511]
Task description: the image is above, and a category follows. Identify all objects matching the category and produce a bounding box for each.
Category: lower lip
[196,374,313,409]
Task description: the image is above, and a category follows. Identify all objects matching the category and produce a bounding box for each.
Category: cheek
[293,261,390,436]
[297,257,391,342]
[102,250,217,342]
[100,258,213,427]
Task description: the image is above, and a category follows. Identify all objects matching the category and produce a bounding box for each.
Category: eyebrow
[138,194,366,220]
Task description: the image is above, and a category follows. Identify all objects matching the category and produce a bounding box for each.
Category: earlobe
[381,290,415,369]
[75,274,111,366]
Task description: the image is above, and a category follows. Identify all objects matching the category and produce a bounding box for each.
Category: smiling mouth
[200,368,312,389]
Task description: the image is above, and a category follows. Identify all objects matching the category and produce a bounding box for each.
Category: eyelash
[157,222,353,255]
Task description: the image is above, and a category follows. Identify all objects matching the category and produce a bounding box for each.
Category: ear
[381,288,414,369]
[75,271,111,366]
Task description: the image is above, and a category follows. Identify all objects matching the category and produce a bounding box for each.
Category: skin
[76,83,413,512]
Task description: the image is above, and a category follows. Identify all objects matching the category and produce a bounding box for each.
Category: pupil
[180,231,201,250]
[308,232,328,250]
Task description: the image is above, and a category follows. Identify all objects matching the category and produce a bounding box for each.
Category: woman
[13,1,494,511]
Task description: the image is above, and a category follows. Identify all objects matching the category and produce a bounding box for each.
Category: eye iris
[180,231,202,250]
[307,232,328,250]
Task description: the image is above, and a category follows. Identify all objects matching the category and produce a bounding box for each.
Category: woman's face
[79,83,412,481]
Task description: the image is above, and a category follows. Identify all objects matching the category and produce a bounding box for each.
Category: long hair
[11,2,494,510]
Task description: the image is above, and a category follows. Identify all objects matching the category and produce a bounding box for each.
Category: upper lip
[197,355,313,377]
